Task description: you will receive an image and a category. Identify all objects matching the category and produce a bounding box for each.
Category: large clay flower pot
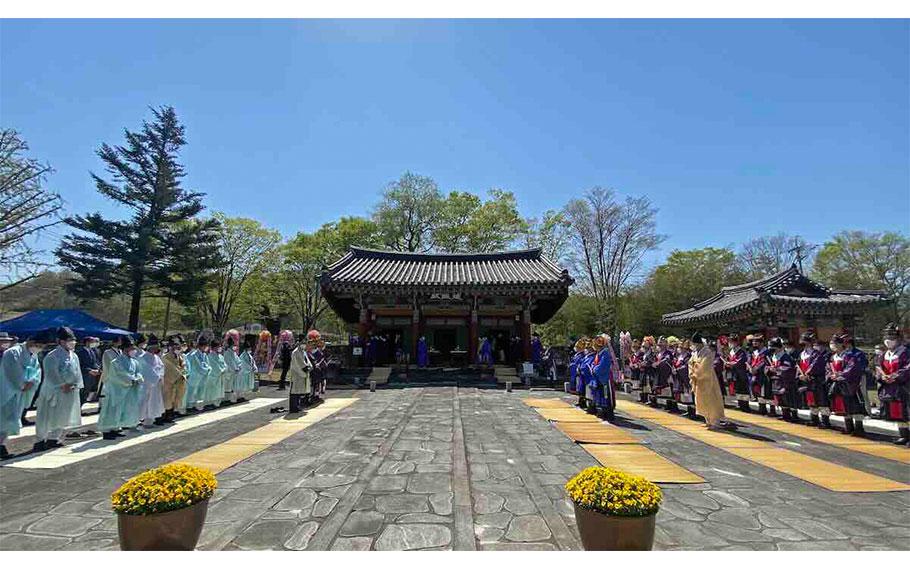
[573,503,656,550]
[117,498,209,551]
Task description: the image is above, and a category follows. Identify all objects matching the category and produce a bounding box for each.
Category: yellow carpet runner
[723,408,910,465]
[524,397,704,484]
[175,397,357,474]
[614,400,910,493]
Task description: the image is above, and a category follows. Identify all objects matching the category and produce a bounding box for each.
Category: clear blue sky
[2,19,908,269]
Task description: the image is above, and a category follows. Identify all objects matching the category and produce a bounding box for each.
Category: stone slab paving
[1,385,909,550]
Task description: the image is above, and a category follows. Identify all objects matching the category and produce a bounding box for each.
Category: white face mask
[28,346,41,355]
[64,340,77,351]
[829,343,838,351]
[884,339,898,349]
[127,349,137,358]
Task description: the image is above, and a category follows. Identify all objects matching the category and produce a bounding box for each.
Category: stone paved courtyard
[1,385,909,551]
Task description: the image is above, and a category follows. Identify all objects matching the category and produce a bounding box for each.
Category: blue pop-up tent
[0,309,134,341]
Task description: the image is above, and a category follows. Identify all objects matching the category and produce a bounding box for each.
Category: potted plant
[565,466,662,550]
[112,463,217,550]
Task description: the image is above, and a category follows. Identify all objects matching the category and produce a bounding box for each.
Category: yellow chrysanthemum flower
[565,467,662,517]
[111,463,217,516]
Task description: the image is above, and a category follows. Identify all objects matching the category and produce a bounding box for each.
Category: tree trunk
[128,274,144,332]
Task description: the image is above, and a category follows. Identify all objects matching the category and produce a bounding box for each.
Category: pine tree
[55,106,221,331]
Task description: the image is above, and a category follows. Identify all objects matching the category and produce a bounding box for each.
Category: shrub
[565,466,662,517]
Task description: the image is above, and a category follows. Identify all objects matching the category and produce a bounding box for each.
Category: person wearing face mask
[222,335,241,405]
[589,334,616,421]
[723,334,751,412]
[76,336,102,406]
[579,338,597,414]
[0,337,43,459]
[766,337,800,422]
[668,338,689,412]
[571,338,589,407]
[876,323,909,446]
[34,327,84,450]
[746,335,775,416]
[97,335,143,440]
[289,337,314,413]
[826,334,868,436]
[687,333,730,430]
[184,337,212,413]
[202,338,226,411]
[628,339,644,402]
[136,335,166,427]
[652,336,674,410]
[640,336,658,407]
[161,336,187,422]
[568,337,584,397]
[797,332,831,428]
[99,336,123,412]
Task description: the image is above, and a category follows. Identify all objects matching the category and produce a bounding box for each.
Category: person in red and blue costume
[590,334,615,422]
[747,335,776,416]
[766,337,800,422]
[827,334,868,436]
[670,338,691,412]
[654,337,675,411]
[797,332,831,428]
[877,323,909,446]
[724,334,751,412]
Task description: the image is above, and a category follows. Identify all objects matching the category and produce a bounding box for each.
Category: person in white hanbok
[97,335,143,439]
[1,337,42,458]
[288,341,313,413]
[137,336,166,427]
[35,327,84,450]
[222,336,241,404]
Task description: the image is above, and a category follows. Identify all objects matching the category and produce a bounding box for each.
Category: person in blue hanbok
[531,334,543,366]
[236,336,257,402]
[184,337,212,413]
[35,327,84,450]
[98,335,143,440]
[579,340,597,413]
[203,339,227,410]
[590,335,615,421]
[222,336,241,404]
[479,337,494,365]
[417,336,429,367]
[1,337,42,458]
[568,338,585,396]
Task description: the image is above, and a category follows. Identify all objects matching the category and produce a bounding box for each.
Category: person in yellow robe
[687,333,729,430]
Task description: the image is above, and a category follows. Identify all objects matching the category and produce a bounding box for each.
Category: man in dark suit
[76,336,102,406]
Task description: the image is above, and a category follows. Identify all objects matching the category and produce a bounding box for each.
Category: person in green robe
[97,335,143,440]
[35,327,84,451]
[237,336,256,402]
[1,336,42,458]
[184,336,212,413]
[202,339,226,410]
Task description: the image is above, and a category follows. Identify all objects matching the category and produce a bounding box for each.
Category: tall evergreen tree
[55,106,221,331]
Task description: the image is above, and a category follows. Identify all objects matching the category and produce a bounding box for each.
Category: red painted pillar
[411,308,420,362]
[469,310,478,364]
[521,308,531,361]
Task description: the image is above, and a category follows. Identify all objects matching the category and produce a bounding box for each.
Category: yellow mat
[555,421,640,444]
[176,397,357,474]
[615,399,910,493]
[724,408,910,465]
[536,408,604,423]
[581,444,705,483]
[724,447,910,492]
[522,398,573,409]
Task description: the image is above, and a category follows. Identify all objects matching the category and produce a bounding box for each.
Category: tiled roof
[321,247,573,291]
[662,265,889,326]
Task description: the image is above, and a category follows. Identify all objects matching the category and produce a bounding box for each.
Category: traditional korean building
[320,247,573,365]
[661,264,890,342]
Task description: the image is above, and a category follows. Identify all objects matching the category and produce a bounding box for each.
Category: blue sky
[1,19,908,270]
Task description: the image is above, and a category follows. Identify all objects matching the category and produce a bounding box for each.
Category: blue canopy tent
[0,309,134,341]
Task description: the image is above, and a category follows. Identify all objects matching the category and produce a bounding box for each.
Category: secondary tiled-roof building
[320,247,573,365]
[661,264,889,341]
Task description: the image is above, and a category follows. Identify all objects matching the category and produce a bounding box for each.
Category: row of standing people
[0,327,258,458]
[622,323,909,445]
[284,330,329,413]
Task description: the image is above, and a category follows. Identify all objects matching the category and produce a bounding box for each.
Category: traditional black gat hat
[57,326,77,342]
[883,322,901,339]
[768,337,783,349]
[800,331,816,343]
[690,332,705,345]
[120,335,135,349]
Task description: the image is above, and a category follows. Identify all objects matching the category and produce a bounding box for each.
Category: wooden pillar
[469,310,478,364]
[521,307,531,361]
[358,307,371,339]
[411,306,421,361]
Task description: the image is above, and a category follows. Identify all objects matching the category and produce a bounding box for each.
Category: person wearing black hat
[33,327,84,451]
[687,332,729,429]
[746,334,777,416]
[723,334,751,412]
[766,337,800,422]
[1,336,43,459]
[184,336,212,413]
[97,335,143,440]
[0,332,15,357]
[876,323,909,445]
[76,336,102,407]
[797,331,831,428]
[826,334,868,436]
[161,336,187,422]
